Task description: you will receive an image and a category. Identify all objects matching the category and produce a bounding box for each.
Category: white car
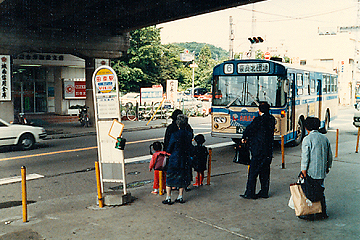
[0,118,47,150]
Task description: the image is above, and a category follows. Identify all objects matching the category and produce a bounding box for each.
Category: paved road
[0,107,359,239]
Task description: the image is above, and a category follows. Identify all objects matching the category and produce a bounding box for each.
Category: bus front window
[213,75,286,107]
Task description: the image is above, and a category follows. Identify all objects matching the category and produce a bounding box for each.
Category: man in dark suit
[240,102,275,199]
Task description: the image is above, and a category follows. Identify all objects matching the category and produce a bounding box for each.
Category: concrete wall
[0,101,14,122]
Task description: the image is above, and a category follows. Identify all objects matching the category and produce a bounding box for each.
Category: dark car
[185,88,208,98]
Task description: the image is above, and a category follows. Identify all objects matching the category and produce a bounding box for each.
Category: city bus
[211,59,338,145]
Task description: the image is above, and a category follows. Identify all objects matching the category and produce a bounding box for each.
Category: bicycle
[125,103,137,121]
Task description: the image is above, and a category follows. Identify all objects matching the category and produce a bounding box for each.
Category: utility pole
[354,0,360,105]
[229,16,234,59]
[250,4,256,59]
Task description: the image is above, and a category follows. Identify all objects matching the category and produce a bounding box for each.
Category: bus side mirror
[283,79,290,93]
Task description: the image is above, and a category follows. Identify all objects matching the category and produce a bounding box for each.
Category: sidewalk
[43,118,172,139]
[0,116,359,239]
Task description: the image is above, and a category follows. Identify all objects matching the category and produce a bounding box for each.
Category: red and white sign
[264,52,271,60]
[64,80,86,99]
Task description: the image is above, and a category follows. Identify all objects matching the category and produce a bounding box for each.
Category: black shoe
[175,198,185,204]
[185,187,191,192]
[162,199,173,205]
[240,194,257,199]
[255,193,269,199]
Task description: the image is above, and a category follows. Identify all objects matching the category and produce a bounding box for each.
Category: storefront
[7,53,86,121]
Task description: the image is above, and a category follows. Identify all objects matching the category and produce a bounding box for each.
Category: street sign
[264,52,271,60]
[180,49,194,62]
[92,65,128,196]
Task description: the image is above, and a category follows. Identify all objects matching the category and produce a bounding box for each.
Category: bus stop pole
[207,148,212,185]
[281,135,285,169]
[21,166,28,222]
[95,161,104,208]
[356,127,360,153]
[335,129,339,158]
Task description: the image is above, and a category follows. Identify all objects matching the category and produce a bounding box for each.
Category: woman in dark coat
[162,114,193,204]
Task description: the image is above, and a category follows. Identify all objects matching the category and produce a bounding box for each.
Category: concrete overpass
[0,0,265,121]
[0,0,264,58]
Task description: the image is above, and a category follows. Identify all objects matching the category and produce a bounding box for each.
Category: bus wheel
[324,112,330,131]
[292,118,304,146]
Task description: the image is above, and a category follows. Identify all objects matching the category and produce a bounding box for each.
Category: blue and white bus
[211,59,338,145]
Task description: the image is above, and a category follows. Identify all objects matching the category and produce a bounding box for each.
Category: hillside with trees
[111,26,229,93]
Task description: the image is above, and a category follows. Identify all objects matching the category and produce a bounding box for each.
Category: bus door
[317,79,322,120]
[287,73,296,135]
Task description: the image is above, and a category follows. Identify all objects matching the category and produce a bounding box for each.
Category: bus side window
[323,76,327,93]
[310,79,315,94]
[297,73,303,95]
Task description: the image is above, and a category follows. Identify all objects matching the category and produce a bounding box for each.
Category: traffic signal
[248,37,264,44]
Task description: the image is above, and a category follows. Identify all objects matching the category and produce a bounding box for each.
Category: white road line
[124,141,234,164]
[0,173,44,185]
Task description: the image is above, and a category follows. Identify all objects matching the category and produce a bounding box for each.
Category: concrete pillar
[85,58,96,125]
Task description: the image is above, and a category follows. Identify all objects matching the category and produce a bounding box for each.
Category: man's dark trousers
[245,156,272,197]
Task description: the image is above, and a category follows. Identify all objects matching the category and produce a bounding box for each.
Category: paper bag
[289,183,322,216]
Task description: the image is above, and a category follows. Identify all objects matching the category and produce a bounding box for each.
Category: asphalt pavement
[0,114,359,239]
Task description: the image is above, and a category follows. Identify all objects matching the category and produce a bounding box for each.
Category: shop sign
[63,79,86,99]
[94,68,116,94]
[140,86,163,105]
[0,55,11,101]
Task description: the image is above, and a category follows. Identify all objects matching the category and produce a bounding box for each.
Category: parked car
[184,88,208,98]
[198,92,212,101]
[0,118,47,150]
[119,93,140,107]
[354,103,360,127]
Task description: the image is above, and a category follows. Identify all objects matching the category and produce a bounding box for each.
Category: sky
[158,0,358,58]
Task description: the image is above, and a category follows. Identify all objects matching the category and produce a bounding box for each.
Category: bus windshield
[213,75,286,107]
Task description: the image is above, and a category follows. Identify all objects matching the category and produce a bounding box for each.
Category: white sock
[177,195,183,199]
[166,196,171,200]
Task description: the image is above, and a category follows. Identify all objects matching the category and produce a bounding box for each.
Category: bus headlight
[214,123,219,129]
[214,116,227,123]
[274,117,280,133]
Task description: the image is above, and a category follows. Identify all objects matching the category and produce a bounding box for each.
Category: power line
[236,5,356,23]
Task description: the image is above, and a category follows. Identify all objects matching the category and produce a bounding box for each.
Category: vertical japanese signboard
[166,80,178,103]
[0,55,11,101]
[92,66,127,195]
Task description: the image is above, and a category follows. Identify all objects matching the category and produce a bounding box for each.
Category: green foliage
[173,42,228,61]
[112,26,228,92]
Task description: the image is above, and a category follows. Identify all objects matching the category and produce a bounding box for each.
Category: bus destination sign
[237,63,269,74]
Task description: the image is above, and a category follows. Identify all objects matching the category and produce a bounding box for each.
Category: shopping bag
[289,183,322,216]
[233,143,250,165]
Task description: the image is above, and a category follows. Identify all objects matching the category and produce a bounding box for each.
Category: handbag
[154,153,168,171]
[289,181,322,216]
[233,142,250,165]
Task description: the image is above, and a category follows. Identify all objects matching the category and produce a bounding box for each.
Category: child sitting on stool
[192,134,209,186]
[149,141,168,194]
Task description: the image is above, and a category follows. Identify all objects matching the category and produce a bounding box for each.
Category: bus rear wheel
[292,118,304,146]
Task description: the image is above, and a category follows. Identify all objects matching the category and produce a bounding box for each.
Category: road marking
[125,141,234,164]
[0,173,44,185]
[0,131,213,162]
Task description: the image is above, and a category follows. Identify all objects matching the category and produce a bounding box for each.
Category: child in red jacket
[149,141,169,194]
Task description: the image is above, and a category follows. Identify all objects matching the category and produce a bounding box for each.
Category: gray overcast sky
[159,0,357,57]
